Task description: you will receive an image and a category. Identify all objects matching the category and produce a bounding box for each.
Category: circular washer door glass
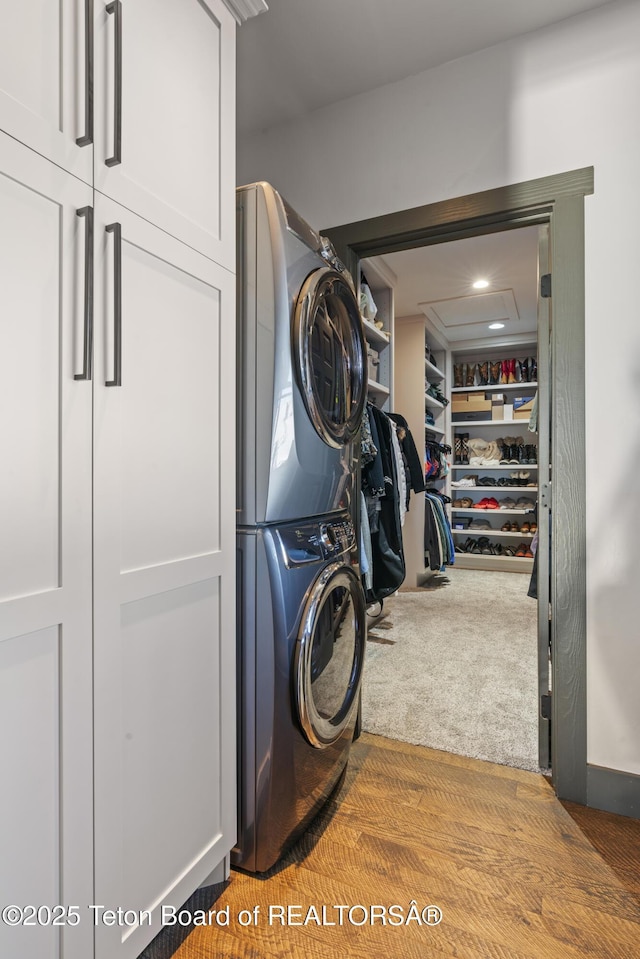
[294,268,367,448]
[295,563,366,748]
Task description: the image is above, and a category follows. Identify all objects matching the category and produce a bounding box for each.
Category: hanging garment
[388,412,426,499]
[365,405,405,602]
[389,420,407,527]
[424,490,455,570]
[360,491,373,592]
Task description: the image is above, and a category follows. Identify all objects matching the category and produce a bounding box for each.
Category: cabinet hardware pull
[76,0,94,146]
[105,0,122,166]
[105,222,122,386]
[75,206,94,381]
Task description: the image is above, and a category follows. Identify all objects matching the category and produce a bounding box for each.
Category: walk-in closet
[358,224,546,774]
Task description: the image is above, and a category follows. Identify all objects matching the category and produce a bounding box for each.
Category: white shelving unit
[450,345,538,573]
[361,257,396,411]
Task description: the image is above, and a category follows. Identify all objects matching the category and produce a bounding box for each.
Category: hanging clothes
[424,490,455,571]
[361,403,408,602]
[387,412,426,506]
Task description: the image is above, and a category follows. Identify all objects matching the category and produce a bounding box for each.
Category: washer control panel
[276,515,356,567]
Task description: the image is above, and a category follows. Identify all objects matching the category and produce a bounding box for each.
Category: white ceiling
[237,0,616,137]
[365,225,540,344]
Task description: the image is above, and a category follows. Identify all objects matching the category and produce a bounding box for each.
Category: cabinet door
[93,0,235,270]
[0,133,93,959]
[0,0,93,184]
[92,194,236,959]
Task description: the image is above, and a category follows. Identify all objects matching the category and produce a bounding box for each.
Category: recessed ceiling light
[488,322,505,330]
[473,279,489,289]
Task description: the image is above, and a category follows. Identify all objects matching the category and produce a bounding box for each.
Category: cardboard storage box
[452,409,492,422]
[513,395,535,420]
[465,399,492,412]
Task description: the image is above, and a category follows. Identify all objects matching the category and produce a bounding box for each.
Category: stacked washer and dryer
[233,182,368,873]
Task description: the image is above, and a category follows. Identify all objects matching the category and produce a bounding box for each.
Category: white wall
[238,0,640,777]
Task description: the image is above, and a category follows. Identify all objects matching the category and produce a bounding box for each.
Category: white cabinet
[0,0,93,184]
[0,0,236,267]
[0,0,262,954]
[93,0,237,268]
[0,132,94,959]
[92,195,235,958]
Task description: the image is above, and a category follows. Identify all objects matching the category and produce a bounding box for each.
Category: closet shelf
[451,382,538,393]
[362,318,391,346]
[451,464,539,470]
[451,507,537,515]
[451,485,538,493]
[425,393,446,411]
[368,379,390,397]
[454,553,534,571]
[453,419,530,427]
[452,529,534,538]
[425,358,445,381]
[425,423,446,437]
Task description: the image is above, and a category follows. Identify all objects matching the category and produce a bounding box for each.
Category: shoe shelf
[452,529,534,538]
[451,464,538,470]
[451,507,536,515]
[451,382,538,393]
[455,552,534,572]
[425,392,446,411]
[452,486,538,494]
[425,357,445,381]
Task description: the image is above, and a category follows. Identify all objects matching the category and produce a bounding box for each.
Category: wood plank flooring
[171,734,640,959]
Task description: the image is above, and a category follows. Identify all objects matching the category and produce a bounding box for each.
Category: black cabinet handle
[74,206,94,381]
[105,0,122,166]
[76,0,94,146]
[105,222,122,387]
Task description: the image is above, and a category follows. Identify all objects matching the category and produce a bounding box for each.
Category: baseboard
[587,764,640,818]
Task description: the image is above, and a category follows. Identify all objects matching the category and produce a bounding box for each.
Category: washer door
[294,268,367,448]
[295,562,366,748]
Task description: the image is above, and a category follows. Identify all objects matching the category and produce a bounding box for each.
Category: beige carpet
[361,568,540,771]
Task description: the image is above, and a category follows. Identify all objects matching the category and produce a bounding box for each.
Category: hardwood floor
[171,734,640,959]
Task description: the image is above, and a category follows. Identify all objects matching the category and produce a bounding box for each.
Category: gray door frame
[323,167,593,803]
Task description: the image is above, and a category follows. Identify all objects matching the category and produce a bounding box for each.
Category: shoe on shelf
[530,521,538,533]
[459,497,474,508]
[454,434,463,465]
[461,433,470,466]
[515,543,529,557]
[453,364,464,389]
[469,519,491,530]
[525,548,534,558]
[489,360,502,385]
[500,497,516,509]
[478,476,497,487]
[501,521,512,531]
[516,496,536,509]
[478,361,489,386]
[465,363,477,387]
[521,521,531,533]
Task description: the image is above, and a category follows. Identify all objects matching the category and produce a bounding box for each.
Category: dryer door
[294,268,367,448]
[295,562,366,748]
